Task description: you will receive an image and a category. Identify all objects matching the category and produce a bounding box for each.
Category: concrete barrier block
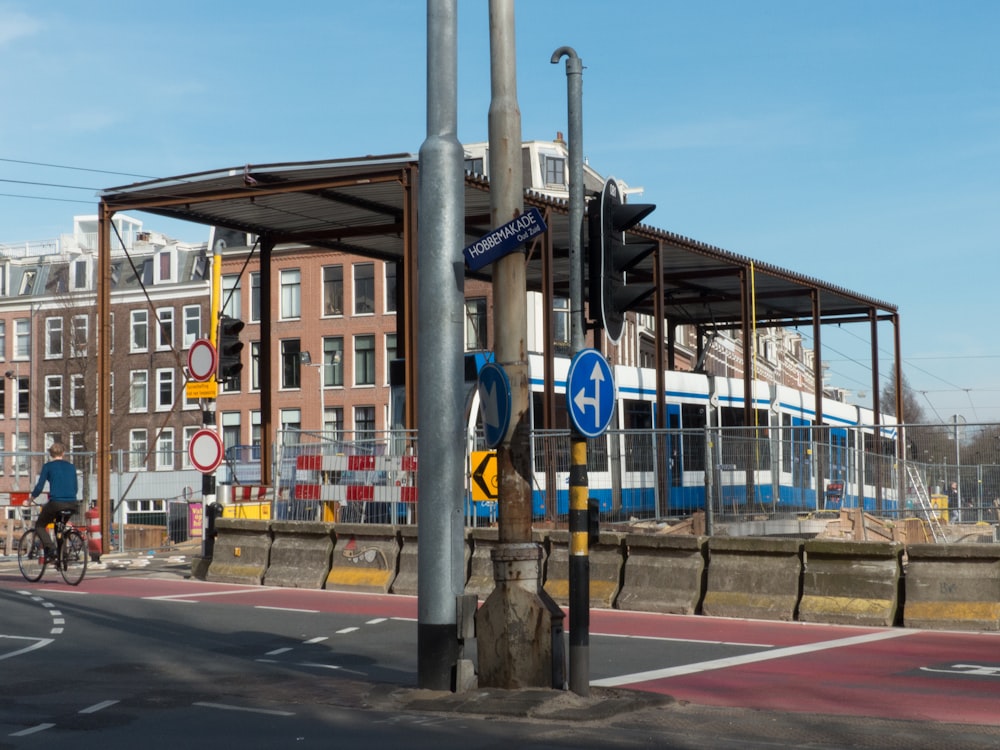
[326,523,400,593]
[263,521,335,589]
[904,543,1000,631]
[392,526,472,596]
[465,527,500,599]
[543,529,625,609]
[618,534,708,614]
[206,518,271,585]
[800,540,903,627]
[703,537,803,621]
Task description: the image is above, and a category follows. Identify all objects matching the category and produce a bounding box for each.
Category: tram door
[789,416,813,508]
[826,427,848,508]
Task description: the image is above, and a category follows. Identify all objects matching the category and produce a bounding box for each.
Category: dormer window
[19,270,36,295]
[70,257,92,291]
[154,247,176,284]
[543,155,565,187]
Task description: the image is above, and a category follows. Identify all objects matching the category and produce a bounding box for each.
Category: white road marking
[303,636,328,645]
[366,617,387,625]
[9,723,55,737]
[336,627,359,634]
[592,629,914,687]
[193,702,294,717]
[265,647,293,656]
[595,631,774,648]
[254,606,319,614]
[80,700,119,714]
[0,636,54,662]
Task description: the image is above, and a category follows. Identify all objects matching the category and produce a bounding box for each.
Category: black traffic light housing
[588,177,656,344]
[217,315,245,385]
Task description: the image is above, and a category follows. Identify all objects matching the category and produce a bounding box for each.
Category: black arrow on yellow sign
[471,450,498,501]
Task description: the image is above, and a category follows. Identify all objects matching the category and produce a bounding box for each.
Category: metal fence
[264,423,1000,529]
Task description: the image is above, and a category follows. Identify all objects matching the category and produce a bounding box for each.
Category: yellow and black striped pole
[568,430,590,696]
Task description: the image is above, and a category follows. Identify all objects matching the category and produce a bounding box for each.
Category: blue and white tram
[461,352,898,521]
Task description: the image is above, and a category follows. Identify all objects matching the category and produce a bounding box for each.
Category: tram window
[681,404,706,471]
[623,399,653,471]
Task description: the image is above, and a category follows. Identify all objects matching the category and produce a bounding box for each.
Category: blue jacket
[31,459,78,503]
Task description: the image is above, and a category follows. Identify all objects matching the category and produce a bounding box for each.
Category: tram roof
[98,153,897,330]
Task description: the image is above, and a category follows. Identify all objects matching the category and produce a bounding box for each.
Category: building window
[354,405,376,442]
[326,407,343,438]
[543,155,565,186]
[19,270,36,295]
[251,410,262,448]
[323,265,343,316]
[156,428,175,471]
[221,412,241,452]
[15,377,28,418]
[324,337,344,387]
[70,315,88,357]
[251,341,261,391]
[129,429,148,471]
[183,305,201,347]
[70,374,86,416]
[182,426,199,469]
[154,248,176,284]
[131,309,148,352]
[0,320,6,360]
[222,274,242,319]
[250,272,261,322]
[156,369,175,411]
[44,375,62,417]
[130,370,148,413]
[464,157,485,175]
[384,263,397,314]
[280,269,301,319]
[354,263,375,315]
[45,317,63,358]
[354,335,375,386]
[553,296,570,346]
[71,257,91,291]
[156,308,174,350]
[281,339,302,389]
[280,408,301,431]
[465,298,487,350]
[14,319,30,358]
[385,333,397,384]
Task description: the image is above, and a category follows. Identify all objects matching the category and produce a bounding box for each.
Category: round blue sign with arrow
[566,349,616,438]
[479,362,512,449]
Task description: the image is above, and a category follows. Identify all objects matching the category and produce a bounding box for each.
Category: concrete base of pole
[476,542,566,689]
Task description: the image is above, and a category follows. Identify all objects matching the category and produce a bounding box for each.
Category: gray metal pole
[417,0,466,691]
[552,46,589,697]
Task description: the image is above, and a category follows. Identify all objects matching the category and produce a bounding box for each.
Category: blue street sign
[463,207,547,272]
[479,362,512,449]
[566,349,616,438]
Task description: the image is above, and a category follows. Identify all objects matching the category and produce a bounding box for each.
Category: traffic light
[588,177,656,344]
[217,316,245,385]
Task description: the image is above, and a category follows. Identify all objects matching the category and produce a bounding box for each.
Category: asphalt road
[1,551,999,749]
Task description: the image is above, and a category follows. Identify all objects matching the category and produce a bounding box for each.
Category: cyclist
[30,442,79,561]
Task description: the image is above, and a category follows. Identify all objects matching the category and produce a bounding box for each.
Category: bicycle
[17,506,88,586]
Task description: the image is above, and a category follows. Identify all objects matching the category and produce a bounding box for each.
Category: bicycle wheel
[17,529,46,582]
[59,529,88,586]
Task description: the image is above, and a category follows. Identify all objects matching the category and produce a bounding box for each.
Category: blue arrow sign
[463,207,547,272]
[479,362,512,449]
[566,349,616,438]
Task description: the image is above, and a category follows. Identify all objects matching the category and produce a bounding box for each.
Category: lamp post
[300,351,325,433]
[952,414,966,520]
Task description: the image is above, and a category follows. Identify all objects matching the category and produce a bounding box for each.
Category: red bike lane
[590,608,1000,726]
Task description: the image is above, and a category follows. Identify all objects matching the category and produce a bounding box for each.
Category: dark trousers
[35,501,78,550]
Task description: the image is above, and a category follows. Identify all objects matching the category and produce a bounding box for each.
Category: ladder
[906,463,946,543]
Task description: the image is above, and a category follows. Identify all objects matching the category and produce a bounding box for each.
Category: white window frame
[70,374,86,416]
[45,317,63,359]
[156,307,174,351]
[130,370,149,413]
[44,375,62,417]
[131,309,149,353]
[155,368,175,411]
[129,429,148,471]
[156,428,175,471]
[71,315,89,357]
[182,305,201,348]
[280,268,301,320]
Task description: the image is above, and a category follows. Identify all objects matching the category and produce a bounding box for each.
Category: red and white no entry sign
[187,338,218,382]
[188,428,224,473]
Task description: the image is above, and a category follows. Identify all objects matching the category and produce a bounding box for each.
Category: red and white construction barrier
[293,453,418,503]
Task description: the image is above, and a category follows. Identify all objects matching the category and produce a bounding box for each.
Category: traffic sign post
[478,362,512,449]
[566,349,616,438]
[187,338,218,382]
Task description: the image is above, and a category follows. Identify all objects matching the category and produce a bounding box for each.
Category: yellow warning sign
[471,450,498,502]
[185,380,219,400]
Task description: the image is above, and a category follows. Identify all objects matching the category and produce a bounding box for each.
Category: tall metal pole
[417,0,466,690]
[552,46,590,696]
[477,0,564,690]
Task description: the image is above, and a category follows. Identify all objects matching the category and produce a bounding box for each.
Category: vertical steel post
[552,45,590,696]
[417,0,466,690]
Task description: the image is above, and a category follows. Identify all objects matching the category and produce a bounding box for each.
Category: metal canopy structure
[93,154,902,549]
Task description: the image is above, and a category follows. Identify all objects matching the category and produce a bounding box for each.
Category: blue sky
[1,1,998,423]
